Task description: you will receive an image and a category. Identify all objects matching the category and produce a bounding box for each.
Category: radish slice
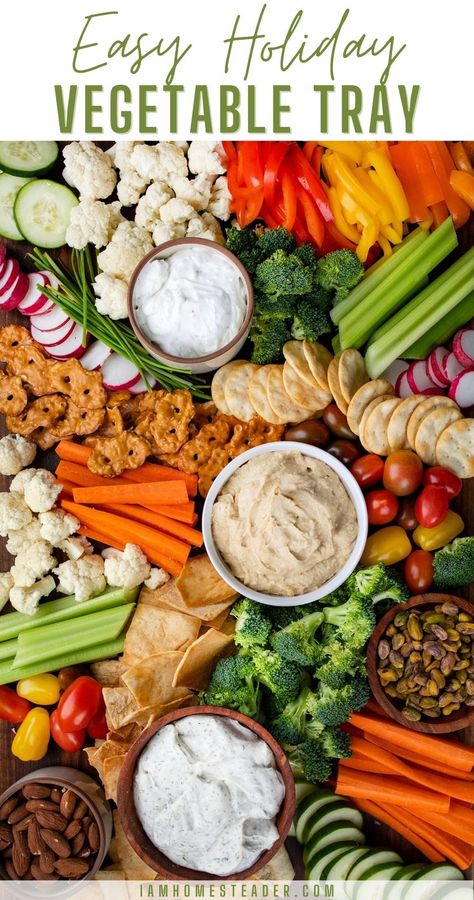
[0,272,29,310]
[428,347,450,387]
[0,259,19,295]
[80,340,112,371]
[0,241,6,270]
[453,329,474,368]
[17,273,50,315]
[380,359,409,387]
[396,370,415,398]
[129,374,157,394]
[30,304,70,332]
[445,351,465,383]
[420,386,444,396]
[406,360,436,393]
[38,270,59,292]
[449,368,474,408]
[101,353,141,390]
[47,324,88,359]
[31,318,75,347]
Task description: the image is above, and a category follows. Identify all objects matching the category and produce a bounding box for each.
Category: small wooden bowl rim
[367,593,474,734]
[117,705,296,880]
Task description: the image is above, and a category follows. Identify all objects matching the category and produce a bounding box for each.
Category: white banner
[0,0,472,139]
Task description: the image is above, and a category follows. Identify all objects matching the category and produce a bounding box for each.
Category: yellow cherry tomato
[17,674,60,706]
[413,510,464,552]
[361,525,412,567]
[11,708,50,762]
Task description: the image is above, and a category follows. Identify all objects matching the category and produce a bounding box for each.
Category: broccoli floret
[202,655,261,718]
[251,647,301,707]
[254,291,297,320]
[226,227,262,274]
[293,243,318,269]
[348,564,409,608]
[319,727,352,759]
[255,250,313,299]
[270,609,325,666]
[288,740,332,784]
[321,585,350,607]
[315,642,366,689]
[433,538,474,588]
[249,313,290,364]
[269,686,312,746]
[316,250,364,299]
[231,597,272,649]
[308,678,369,726]
[258,227,296,257]
[322,594,376,650]
[291,296,332,341]
[266,602,321,631]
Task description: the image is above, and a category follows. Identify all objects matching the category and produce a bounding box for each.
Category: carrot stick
[350,798,444,864]
[55,479,74,498]
[72,481,188,507]
[349,734,474,804]
[412,804,474,847]
[98,502,203,548]
[62,500,191,565]
[148,503,196,525]
[361,732,474,782]
[77,525,183,577]
[350,711,474,773]
[383,804,473,870]
[56,441,90,465]
[335,770,450,814]
[338,757,391,775]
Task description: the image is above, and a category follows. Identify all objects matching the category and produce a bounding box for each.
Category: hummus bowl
[202,441,368,607]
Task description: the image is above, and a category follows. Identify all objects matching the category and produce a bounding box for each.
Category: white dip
[133,246,247,358]
[133,715,285,876]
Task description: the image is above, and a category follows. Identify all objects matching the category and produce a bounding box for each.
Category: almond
[71,831,85,855]
[4,859,18,880]
[0,798,17,821]
[30,860,59,881]
[73,800,88,820]
[25,799,59,813]
[27,819,47,856]
[0,824,12,844]
[40,828,71,859]
[22,785,50,801]
[35,809,68,832]
[60,789,76,820]
[50,789,62,805]
[12,841,30,877]
[12,827,28,857]
[8,803,29,825]
[0,838,10,852]
[39,850,56,875]
[88,822,100,852]
[14,814,34,832]
[54,858,89,879]
[64,820,82,840]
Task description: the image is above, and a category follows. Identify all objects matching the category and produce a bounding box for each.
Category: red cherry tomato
[414,485,450,529]
[423,466,462,498]
[365,489,399,526]
[50,709,86,753]
[0,686,31,724]
[396,496,419,531]
[350,454,384,490]
[327,440,360,466]
[383,450,424,496]
[56,676,102,733]
[404,549,434,594]
[86,696,108,740]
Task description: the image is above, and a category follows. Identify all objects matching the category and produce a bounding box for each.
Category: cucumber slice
[347,849,403,880]
[305,842,358,880]
[410,864,464,881]
[14,180,78,248]
[289,781,317,837]
[294,789,335,844]
[303,799,363,845]
[320,846,369,881]
[360,862,404,880]
[0,173,33,240]
[305,821,366,854]
[0,141,58,177]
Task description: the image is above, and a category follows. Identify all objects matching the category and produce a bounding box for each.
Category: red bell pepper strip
[289,145,334,223]
[324,220,358,252]
[298,190,325,248]
[222,141,237,164]
[281,165,297,231]
[303,141,319,161]
[263,142,291,206]
[238,189,264,228]
[311,145,323,176]
[424,142,471,228]
[236,142,264,189]
[260,201,283,229]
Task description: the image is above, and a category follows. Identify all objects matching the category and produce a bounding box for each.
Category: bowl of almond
[0,767,112,882]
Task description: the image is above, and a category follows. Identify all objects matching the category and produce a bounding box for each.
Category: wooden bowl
[367,593,474,734]
[117,705,296,880]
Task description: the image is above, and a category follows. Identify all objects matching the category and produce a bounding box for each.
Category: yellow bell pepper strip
[327,186,360,243]
[319,141,364,164]
[449,142,474,175]
[17,673,60,706]
[380,223,404,245]
[327,153,383,218]
[361,525,412,566]
[363,149,410,222]
[11,707,50,762]
[354,168,394,225]
[376,234,393,258]
[413,510,464,552]
[449,170,474,211]
[357,223,380,264]
[425,142,471,229]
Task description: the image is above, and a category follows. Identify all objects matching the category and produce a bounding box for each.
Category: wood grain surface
[0,199,472,879]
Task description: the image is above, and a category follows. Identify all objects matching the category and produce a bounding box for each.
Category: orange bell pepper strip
[303,140,318,161]
[430,201,449,228]
[389,143,430,223]
[297,190,325,248]
[406,142,444,206]
[449,170,474,211]
[424,142,471,228]
[448,142,474,175]
[280,166,297,231]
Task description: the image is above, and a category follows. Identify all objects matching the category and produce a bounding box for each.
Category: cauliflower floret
[10,467,38,495]
[54,555,106,603]
[11,541,56,587]
[186,211,225,244]
[0,493,32,537]
[6,517,42,556]
[39,510,80,546]
[59,535,93,561]
[66,200,124,250]
[107,141,142,172]
[152,221,187,247]
[63,141,117,201]
[131,142,188,183]
[170,141,189,154]
[208,175,232,221]
[103,543,150,590]
[145,567,170,591]
[135,181,174,231]
[97,221,153,281]
[0,572,14,611]
[22,470,62,513]
[9,575,55,616]
[93,273,128,320]
[0,434,36,475]
[187,141,226,176]
[170,174,214,211]
[117,169,149,207]
[159,198,195,225]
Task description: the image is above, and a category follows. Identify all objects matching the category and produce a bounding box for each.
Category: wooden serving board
[0,192,472,881]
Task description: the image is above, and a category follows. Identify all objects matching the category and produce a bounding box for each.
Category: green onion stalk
[30,247,211,399]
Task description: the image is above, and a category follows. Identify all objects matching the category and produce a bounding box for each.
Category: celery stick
[403,290,474,359]
[0,639,17,662]
[339,218,458,349]
[366,275,430,346]
[0,636,126,686]
[14,604,134,668]
[0,585,138,643]
[365,249,474,378]
[331,228,428,324]
[332,333,341,355]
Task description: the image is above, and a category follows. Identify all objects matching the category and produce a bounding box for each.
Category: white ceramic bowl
[202,441,368,607]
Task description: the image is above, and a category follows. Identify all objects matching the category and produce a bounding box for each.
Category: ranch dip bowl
[128,238,254,374]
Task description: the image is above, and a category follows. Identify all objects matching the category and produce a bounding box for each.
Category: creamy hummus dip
[212,451,358,596]
[133,245,247,358]
[133,715,284,876]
